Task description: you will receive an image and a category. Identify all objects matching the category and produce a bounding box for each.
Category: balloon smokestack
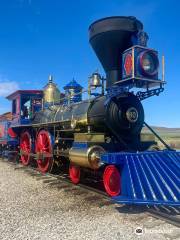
[89,16,143,88]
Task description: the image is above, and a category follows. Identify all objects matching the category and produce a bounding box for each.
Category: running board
[101,151,180,206]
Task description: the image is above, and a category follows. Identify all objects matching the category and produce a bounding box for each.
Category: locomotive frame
[0,16,179,206]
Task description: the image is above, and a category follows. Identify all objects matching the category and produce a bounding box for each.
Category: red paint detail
[0,125,5,138]
[103,165,121,196]
[20,131,32,166]
[124,53,132,76]
[36,130,52,173]
[8,128,17,138]
[69,164,80,184]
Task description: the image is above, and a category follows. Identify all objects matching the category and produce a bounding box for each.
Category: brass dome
[43,75,60,105]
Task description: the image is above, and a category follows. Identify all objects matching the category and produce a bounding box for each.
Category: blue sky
[0,0,179,127]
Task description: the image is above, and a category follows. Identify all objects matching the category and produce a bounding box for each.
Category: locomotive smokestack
[89,16,143,88]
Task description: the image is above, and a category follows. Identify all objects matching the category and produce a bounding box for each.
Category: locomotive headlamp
[140,51,159,76]
[122,46,161,88]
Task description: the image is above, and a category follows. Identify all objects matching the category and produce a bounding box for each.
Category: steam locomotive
[0,17,179,206]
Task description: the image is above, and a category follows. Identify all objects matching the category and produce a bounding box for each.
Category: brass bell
[90,72,102,87]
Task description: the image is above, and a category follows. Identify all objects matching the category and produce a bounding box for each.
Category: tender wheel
[103,165,121,196]
[69,164,81,184]
[36,130,53,173]
[20,131,32,166]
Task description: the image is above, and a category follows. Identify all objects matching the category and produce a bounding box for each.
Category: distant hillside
[142,126,180,149]
[142,126,180,137]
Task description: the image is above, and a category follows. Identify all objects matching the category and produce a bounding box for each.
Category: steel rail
[147,206,180,228]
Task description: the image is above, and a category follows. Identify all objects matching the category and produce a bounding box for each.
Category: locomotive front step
[101,151,180,206]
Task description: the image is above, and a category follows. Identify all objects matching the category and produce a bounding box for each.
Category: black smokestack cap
[89,16,143,88]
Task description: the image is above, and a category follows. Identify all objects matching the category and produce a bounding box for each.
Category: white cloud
[0,79,19,97]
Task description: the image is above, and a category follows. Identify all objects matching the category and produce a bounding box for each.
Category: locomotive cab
[6,90,43,126]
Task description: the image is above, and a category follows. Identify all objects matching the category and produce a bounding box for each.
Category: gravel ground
[0,159,179,240]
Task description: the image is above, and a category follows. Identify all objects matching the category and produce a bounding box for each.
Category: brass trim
[69,145,105,169]
[74,133,105,142]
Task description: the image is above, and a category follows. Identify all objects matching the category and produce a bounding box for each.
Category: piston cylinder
[69,145,105,169]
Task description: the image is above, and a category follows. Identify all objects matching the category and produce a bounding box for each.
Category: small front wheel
[103,165,121,196]
[69,164,81,184]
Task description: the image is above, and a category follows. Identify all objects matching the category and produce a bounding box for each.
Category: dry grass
[157,137,180,150]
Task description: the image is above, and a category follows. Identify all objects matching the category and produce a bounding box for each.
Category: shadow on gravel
[43,179,60,183]
[63,187,80,193]
[115,205,147,214]
[26,171,41,176]
[85,195,103,202]
[13,165,25,170]
[35,176,52,181]
[76,190,91,196]
[47,180,66,187]
[84,195,114,207]
[51,183,71,190]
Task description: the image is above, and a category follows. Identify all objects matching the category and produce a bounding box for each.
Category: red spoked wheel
[103,165,121,196]
[20,131,32,166]
[69,164,81,184]
[36,130,53,173]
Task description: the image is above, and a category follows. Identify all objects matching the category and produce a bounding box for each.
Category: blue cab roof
[63,79,83,90]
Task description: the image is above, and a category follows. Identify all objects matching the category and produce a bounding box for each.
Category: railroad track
[1,157,111,204]
[1,157,180,228]
[147,206,180,228]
